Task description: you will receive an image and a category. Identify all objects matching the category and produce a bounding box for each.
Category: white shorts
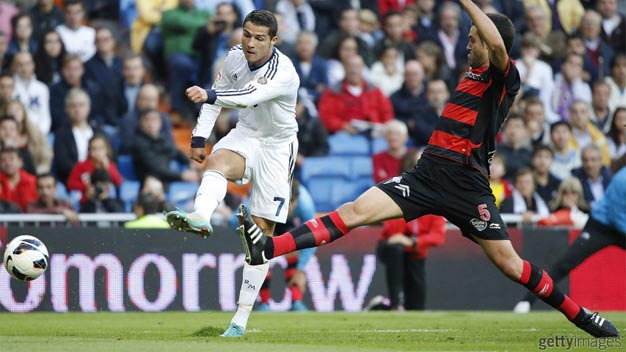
[212,128,298,223]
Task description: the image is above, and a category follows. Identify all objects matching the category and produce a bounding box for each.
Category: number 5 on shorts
[478,203,491,221]
[274,197,285,216]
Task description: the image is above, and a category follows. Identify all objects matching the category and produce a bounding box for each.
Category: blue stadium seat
[331,178,373,207]
[300,156,351,184]
[328,132,370,156]
[55,182,68,200]
[117,155,137,181]
[69,190,82,211]
[169,159,188,173]
[371,138,388,154]
[167,182,198,210]
[305,178,336,213]
[350,157,373,180]
[120,180,141,212]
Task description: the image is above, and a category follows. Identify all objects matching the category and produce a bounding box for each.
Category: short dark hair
[0,71,14,81]
[532,144,554,158]
[37,173,56,183]
[513,167,534,183]
[91,167,111,183]
[486,13,515,54]
[243,10,278,38]
[0,146,21,158]
[64,0,84,10]
[550,120,572,134]
[136,193,161,215]
[610,53,626,70]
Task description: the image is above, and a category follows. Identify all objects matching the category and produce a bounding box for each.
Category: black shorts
[375,154,509,242]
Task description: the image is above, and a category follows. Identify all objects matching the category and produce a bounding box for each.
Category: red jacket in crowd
[66,159,123,201]
[318,81,394,133]
[372,151,404,183]
[0,170,38,211]
[381,215,447,260]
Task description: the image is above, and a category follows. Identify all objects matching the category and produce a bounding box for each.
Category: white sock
[193,170,227,221]
[231,262,270,329]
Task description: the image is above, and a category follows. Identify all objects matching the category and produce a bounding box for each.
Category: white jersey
[193,46,299,147]
[55,25,96,62]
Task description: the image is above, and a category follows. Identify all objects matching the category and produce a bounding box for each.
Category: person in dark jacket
[129,108,199,184]
[49,54,105,131]
[53,88,103,184]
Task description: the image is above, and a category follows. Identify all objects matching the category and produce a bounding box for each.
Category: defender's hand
[186,86,208,103]
[190,147,206,163]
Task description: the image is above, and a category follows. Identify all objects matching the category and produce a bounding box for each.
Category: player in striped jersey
[166,10,299,337]
[237,1,619,338]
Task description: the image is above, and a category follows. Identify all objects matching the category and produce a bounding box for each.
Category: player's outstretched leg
[237,204,350,265]
[166,170,229,238]
[517,260,620,338]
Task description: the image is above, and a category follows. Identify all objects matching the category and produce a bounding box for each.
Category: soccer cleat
[574,308,620,338]
[221,323,245,337]
[290,301,308,312]
[256,303,271,312]
[166,209,213,238]
[236,205,269,265]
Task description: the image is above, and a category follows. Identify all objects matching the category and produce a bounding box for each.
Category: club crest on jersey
[257,77,267,85]
[233,73,238,81]
[384,176,402,184]
[470,218,487,232]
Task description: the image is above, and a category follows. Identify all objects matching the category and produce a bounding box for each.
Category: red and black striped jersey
[423,59,521,178]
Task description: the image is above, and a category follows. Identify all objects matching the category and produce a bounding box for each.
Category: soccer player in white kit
[166,10,299,337]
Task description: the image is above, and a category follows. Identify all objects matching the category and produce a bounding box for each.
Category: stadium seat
[169,159,187,173]
[120,180,141,212]
[371,138,388,154]
[117,155,137,181]
[305,178,336,212]
[47,133,55,148]
[331,178,373,207]
[167,182,198,210]
[350,157,373,180]
[55,182,68,200]
[69,190,82,211]
[300,156,351,184]
[328,132,370,156]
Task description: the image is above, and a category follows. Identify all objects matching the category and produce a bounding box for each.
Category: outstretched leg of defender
[478,238,619,338]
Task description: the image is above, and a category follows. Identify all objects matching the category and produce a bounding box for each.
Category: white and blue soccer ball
[3,235,49,281]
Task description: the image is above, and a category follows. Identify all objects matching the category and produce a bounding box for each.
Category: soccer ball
[3,235,49,281]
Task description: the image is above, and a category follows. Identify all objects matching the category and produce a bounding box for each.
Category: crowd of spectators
[0,0,623,227]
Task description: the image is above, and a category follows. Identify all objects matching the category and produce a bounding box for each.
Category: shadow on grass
[190,326,224,337]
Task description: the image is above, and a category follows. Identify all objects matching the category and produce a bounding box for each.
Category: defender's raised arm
[460,0,510,71]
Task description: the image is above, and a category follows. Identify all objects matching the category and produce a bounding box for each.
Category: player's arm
[208,75,295,109]
[459,0,508,71]
[187,55,234,162]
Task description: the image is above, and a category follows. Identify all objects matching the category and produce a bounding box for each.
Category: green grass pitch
[0,311,624,351]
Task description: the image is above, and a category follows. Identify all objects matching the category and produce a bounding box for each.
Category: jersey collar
[248,47,276,71]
